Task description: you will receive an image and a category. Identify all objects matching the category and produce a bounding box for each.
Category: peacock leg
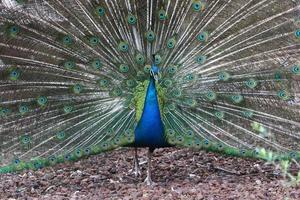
[129,148,141,177]
[133,148,141,177]
[144,148,155,186]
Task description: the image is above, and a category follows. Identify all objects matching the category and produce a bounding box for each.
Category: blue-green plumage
[134,76,168,149]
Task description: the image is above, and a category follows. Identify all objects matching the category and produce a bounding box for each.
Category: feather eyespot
[295,29,300,38]
[127,14,137,25]
[145,30,156,42]
[197,31,209,42]
[96,6,105,16]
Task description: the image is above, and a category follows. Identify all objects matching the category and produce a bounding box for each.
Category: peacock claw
[129,148,141,177]
[129,166,141,177]
[144,176,156,186]
[134,168,142,177]
[144,148,157,186]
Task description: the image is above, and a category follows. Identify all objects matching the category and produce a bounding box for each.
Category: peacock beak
[150,69,159,81]
[154,74,158,81]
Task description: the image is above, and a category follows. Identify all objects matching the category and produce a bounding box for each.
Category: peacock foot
[144,175,156,186]
[128,166,142,177]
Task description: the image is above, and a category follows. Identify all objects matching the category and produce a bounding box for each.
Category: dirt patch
[0,148,299,200]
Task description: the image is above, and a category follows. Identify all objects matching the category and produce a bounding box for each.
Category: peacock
[0,0,300,186]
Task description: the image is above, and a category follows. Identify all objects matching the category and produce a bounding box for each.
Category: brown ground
[0,148,299,200]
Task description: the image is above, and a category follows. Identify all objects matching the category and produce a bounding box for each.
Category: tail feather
[0,0,300,173]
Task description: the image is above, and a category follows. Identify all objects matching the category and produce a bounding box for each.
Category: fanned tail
[160,0,300,157]
[0,0,300,173]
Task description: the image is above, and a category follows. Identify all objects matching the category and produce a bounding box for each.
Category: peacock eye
[14,159,20,165]
[196,55,207,64]
[84,147,91,155]
[76,149,81,155]
[186,130,194,137]
[254,149,260,155]
[192,1,205,12]
[96,6,105,16]
[95,61,100,66]
[231,94,243,104]
[240,150,246,155]
[291,65,300,75]
[193,2,200,11]
[164,79,173,87]
[73,84,83,94]
[64,60,75,70]
[102,143,108,148]
[9,68,21,80]
[206,91,217,101]
[34,162,41,169]
[98,79,110,87]
[118,41,129,52]
[185,74,195,81]
[135,54,145,65]
[145,30,156,42]
[167,66,177,74]
[154,55,162,65]
[168,103,176,111]
[167,38,176,49]
[186,99,197,107]
[65,154,71,160]
[177,136,183,142]
[21,135,31,144]
[11,27,17,32]
[91,59,102,70]
[112,88,122,96]
[167,129,175,137]
[194,139,201,147]
[63,35,72,45]
[295,29,300,38]
[37,96,48,106]
[0,107,10,117]
[245,79,257,89]
[215,111,224,119]
[48,156,56,163]
[127,14,137,25]
[9,25,20,35]
[172,88,182,97]
[158,9,167,20]
[119,64,129,73]
[197,31,208,42]
[57,131,66,140]
[19,104,29,114]
[143,65,151,73]
[243,111,253,118]
[218,72,230,81]
[89,36,99,45]
[63,105,73,113]
[274,72,282,81]
[204,139,210,145]
[277,90,290,100]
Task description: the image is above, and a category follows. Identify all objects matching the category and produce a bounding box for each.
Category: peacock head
[150,55,160,81]
[150,65,160,81]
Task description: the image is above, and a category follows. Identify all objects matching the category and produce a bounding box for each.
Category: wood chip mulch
[0,148,300,200]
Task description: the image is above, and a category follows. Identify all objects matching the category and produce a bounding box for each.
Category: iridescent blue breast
[134,77,168,148]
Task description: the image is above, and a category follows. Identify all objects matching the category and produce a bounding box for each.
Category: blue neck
[134,77,168,148]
